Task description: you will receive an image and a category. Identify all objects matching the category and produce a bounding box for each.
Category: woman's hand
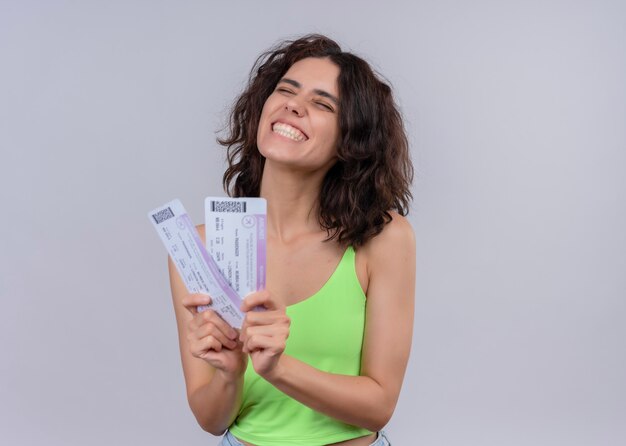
[181,293,248,378]
[240,290,290,379]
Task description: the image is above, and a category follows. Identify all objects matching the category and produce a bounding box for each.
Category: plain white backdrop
[1,1,625,445]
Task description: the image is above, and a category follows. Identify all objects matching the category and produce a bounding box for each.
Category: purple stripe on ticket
[256,215,266,291]
[205,197,267,299]
[148,199,245,328]
[178,213,244,309]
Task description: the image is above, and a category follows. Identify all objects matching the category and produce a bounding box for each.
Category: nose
[285,98,305,117]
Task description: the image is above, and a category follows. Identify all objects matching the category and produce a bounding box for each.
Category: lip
[271,119,309,140]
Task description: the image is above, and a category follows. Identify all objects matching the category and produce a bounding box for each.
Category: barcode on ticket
[210,200,247,213]
[151,207,175,224]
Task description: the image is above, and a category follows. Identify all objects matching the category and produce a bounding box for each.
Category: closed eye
[276,87,294,94]
[315,101,334,112]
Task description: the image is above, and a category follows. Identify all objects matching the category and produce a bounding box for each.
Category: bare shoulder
[361,211,415,265]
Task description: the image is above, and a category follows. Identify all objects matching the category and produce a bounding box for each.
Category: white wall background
[1,1,625,445]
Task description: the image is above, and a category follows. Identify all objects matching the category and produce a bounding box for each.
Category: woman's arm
[168,225,247,435]
[240,213,416,431]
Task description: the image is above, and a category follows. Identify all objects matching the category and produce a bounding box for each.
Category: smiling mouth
[272,122,308,141]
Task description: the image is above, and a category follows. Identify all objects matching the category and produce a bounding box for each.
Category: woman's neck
[259,162,327,243]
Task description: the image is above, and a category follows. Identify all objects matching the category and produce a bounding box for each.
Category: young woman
[168,34,415,446]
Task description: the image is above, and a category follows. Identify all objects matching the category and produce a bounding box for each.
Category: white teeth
[272,122,306,142]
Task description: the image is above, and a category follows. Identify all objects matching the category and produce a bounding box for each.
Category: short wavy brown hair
[219,34,413,247]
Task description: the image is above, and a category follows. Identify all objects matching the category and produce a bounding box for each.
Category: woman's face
[257,57,340,173]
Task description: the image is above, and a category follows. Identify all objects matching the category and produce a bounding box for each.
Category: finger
[189,334,224,356]
[241,289,279,312]
[199,310,239,341]
[200,350,228,364]
[239,313,288,347]
[243,310,290,327]
[196,322,238,349]
[243,334,285,354]
[189,309,226,335]
[241,324,289,348]
[181,293,212,314]
[189,308,217,331]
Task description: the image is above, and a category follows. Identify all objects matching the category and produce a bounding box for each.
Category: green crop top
[228,246,373,445]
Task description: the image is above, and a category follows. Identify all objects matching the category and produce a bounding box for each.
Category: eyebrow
[279,78,339,105]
